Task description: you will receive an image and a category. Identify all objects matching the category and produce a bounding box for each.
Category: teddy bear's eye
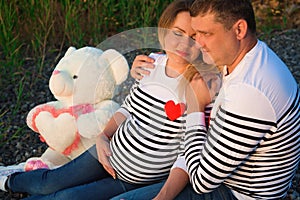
[73,75,78,79]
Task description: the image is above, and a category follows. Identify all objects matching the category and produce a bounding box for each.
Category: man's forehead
[191,14,212,29]
[191,12,216,22]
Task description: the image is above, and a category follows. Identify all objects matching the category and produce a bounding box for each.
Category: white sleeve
[116,107,131,119]
[171,155,187,172]
[187,112,206,128]
[184,83,277,194]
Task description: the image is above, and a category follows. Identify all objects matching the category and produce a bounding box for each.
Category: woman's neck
[165,59,189,78]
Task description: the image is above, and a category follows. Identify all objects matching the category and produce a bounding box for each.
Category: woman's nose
[179,35,195,47]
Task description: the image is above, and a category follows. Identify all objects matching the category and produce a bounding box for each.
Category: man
[182,0,299,199]
[114,0,300,199]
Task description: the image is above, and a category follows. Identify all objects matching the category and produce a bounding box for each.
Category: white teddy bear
[25,46,129,170]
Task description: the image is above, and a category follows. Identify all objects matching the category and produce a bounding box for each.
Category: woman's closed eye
[173,30,196,41]
[173,30,184,37]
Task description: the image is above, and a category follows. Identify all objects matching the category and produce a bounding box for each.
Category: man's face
[191,13,240,67]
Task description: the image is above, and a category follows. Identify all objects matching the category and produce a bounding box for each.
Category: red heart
[164,100,186,121]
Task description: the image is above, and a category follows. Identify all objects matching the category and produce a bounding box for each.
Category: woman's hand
[131,55,155,80]
[96,133,116,179]
[186,73,211,113]
[152,168,189,200]
[95,112,127,179]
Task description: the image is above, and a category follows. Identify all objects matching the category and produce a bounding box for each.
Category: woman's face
[164,11,200,65]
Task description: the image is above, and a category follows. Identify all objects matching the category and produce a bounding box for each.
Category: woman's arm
[96,112,127,179]
[153,73,212,199]
[96,56,151,178]
[153,168,189,200]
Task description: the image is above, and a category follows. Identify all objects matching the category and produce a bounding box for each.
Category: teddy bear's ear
[100,49,129,85]
[64,46,77,57]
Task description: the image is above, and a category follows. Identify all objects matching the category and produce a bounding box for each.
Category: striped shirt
[184,40,300,199]
[109,53,187,184]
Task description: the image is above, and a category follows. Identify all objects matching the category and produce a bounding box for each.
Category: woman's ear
[234,19,248,40]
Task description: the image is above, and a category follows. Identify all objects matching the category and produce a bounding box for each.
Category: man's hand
[131,55,155,80]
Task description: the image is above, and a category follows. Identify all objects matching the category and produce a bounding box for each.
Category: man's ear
[234,19,248,40]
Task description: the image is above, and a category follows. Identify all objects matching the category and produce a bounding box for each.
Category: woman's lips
[176,50,189,58]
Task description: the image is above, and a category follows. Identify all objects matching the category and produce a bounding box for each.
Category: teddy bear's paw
[77,113,102,138]
[35,111,78,153]
[24,158,50,171]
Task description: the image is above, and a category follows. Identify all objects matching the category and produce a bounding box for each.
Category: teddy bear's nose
[52,70,60,75]
[49,70,73,97]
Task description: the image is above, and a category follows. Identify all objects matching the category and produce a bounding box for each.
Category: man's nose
[195,34,205,48]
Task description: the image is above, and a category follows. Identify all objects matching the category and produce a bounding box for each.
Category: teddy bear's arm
[77,100,120,138]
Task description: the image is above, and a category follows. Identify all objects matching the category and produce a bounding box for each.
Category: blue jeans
[111,181,237,200]
[8,146,146,200]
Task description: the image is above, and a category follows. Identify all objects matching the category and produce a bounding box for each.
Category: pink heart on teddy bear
[34,108,79,154]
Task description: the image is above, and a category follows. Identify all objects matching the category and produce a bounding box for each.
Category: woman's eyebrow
[172,27,186,33]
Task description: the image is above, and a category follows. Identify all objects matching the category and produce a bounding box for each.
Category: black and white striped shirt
[184,40,300,199]
[109,54,187,184]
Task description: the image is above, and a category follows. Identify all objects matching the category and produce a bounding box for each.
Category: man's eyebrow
[196,30,208,34]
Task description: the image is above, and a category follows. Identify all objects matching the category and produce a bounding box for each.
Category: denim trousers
[112,181,237,200]
[8,145,146,200]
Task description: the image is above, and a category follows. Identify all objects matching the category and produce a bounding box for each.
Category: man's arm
[131,55,155,79]
[185,82,277,194]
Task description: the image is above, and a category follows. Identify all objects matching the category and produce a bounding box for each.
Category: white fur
[25,46,129,169]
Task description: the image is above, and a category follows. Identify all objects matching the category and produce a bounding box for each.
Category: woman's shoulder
[149,52,166,62]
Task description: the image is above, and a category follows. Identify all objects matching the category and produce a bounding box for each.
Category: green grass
[252,0,299,39]
[0,0,298,146]
[0,1,23,78]
[0,0,173,146]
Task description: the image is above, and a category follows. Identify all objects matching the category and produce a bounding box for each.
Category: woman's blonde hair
[158,0,222,100]
[158,0,195,49]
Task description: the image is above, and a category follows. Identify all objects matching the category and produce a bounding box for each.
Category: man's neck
[227,37,257,74]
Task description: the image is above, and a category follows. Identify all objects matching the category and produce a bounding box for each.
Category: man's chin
[203,56,215,65]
